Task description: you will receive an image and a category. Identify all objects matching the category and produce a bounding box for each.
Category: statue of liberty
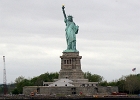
[62,5,79,52]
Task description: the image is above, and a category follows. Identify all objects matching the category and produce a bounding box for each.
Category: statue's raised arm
[62,5,67,20]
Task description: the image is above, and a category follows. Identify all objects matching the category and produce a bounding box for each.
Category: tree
[0,85,3,94]
[12,72,59,94]
[124,74,140,94]
[15,76,25,84]
[116,76,126,93]
[16,79,33,94]
[32,72,59,86]
[99,81,108,86]
[13,76,32,94]
[107,80,117,86]
[12,88,19,94]
[84,72,104,82]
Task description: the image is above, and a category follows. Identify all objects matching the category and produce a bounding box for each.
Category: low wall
[23,86,118,96]
[23,86,97,95]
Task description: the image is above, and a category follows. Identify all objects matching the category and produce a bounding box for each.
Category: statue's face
[68,16,73,21]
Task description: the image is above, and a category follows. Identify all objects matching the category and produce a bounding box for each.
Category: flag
[132,68,136,71]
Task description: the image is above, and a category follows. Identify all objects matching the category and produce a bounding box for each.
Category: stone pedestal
[59,52,84,79]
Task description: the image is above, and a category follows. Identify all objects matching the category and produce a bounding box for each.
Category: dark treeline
[85,72,140,94]
[0,72,140,95]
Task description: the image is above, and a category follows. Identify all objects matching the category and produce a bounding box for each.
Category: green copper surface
[62,5,79,52]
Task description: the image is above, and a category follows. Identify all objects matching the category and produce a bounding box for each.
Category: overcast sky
[0,0,140,84]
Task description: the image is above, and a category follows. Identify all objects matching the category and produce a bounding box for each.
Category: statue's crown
[67,15,73,18]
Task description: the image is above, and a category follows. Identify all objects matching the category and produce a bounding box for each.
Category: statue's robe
[64,19,79,50]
